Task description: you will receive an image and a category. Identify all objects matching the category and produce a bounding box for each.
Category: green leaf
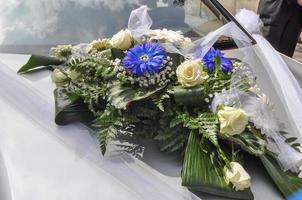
[227,131,267,156]
[261,152,302,197]
[111,48,125,60]
[17,55,64,74]
[66,92,81,103]
[285,137,298,144]
[54,89,94,125]
[182,113,219,147]
[198,113,219,147]
[95,123,118,155]
[154,130,173,140]
[152,93,170,112]
[155,126,188,153]
[182,132,253,200]
[93,107,122,155]
[167,53,185,69]
[174,86,205,106]
[107,83,165,110]
[169,116,183,128]
[292,143,301,150]
[160,134,186,152]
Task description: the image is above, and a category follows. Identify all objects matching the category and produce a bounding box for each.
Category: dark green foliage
[115,143,145,159]
[173,86,205,106]
[111,48,125,60]
[93,107,123,155]
[54,88,94,125]
[152,93,170,112]
[182,132,253,200]
[70,52,115,82]
[155,125,188,154]
[261,152,302,197]
[225,127,267,156]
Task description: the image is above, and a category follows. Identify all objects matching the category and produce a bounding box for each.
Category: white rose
[176,59,209,87]
[217,107,248,136]
[111,29,133,50]
[51,69,68,87]
[224,162,251,191]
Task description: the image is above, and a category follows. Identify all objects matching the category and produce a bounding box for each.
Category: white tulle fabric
[235,10,302,140]
[235,10,302,173]
[128,5,152,39]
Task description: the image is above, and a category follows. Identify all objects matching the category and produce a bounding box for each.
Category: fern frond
[155,124,189,154]
[95,124,118,155]
[92,107,123,155]
[183,112,219,147]
[115,143,145,159]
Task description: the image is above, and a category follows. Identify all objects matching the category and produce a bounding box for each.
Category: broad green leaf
[18,55,63,74]
[285,137,298,144]
[167,53,185,69]
[226,131,267,156]
[174,86,205,106]
[107,83,165,110]
[182,132,253,200]
[111,48,125,60]
[54,89,94,125]
[261,153,302,197]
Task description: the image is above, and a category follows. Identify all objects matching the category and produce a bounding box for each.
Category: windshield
[0,0,227,54]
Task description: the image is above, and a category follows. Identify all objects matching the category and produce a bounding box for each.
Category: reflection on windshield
[0,0,223,46]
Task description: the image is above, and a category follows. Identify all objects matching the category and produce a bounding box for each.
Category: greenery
[182,132,254,200]
[93,107,123,155]
[261,152,302,197]
[18,37,302,199]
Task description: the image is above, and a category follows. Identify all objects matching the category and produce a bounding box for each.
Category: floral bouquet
[18,6,302,200]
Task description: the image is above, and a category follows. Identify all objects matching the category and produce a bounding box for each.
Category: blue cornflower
[122,42,167,77]
[197,47,233,73]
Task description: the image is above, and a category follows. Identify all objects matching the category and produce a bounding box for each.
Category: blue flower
[122,42,167,77]
[197,47,233,73]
